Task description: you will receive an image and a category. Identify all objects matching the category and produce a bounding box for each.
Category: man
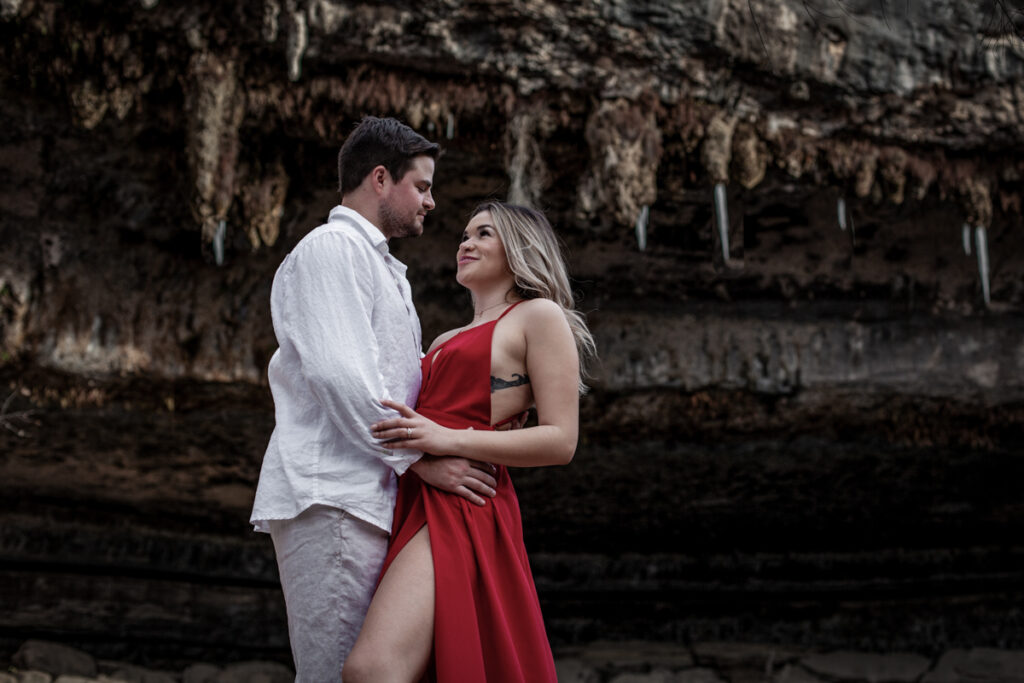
[250,117,498,682]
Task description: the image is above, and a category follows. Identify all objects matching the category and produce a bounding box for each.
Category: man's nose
[423,191,435,211]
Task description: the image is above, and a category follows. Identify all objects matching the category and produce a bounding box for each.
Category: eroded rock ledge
[1,1,1022,385]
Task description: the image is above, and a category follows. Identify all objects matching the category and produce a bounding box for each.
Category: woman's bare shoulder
[514,298,568,324]
[509,299,573,345]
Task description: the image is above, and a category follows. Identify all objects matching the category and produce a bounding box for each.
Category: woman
[343,202,596,682]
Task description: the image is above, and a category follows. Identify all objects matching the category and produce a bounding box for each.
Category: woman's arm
[372,300,580,467]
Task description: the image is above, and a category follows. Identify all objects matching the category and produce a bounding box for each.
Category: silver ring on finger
[406,427,412,439]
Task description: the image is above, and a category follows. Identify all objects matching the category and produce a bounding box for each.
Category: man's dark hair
[337,116,440,196]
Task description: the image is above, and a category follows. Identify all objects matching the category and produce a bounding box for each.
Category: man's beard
[380,199,420,239]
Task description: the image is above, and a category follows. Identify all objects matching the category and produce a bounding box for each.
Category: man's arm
[278,231,420,474]
[278,231,502,504]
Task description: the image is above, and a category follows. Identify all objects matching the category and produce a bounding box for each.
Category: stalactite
[958,177,994,306]
[703,114,736,263]
[878,148,908,204]
[212,220,226,266]
[702,114,735,187]
[732,122,767,189]
[714,183,730,263]
[505,103,555,208]
[262,0,281,42]
[904,154,938,201]
[962,177,993,229]
[286,2,307,82]
[576,98,662,227]
[69,80,109,130]
[975,226,991,306]
[240,162,289,250]
[635,205,649,251]
[185,52,245,245]
[854,150,878,198]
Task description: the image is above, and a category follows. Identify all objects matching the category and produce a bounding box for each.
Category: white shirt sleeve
[275,231,421,474]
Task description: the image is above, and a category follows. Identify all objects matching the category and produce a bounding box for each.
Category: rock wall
[1,0,1022,668]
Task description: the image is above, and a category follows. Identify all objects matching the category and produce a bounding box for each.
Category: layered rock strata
[1,0,1022,666]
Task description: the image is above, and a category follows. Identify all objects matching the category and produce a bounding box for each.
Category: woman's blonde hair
[471,201,597,393]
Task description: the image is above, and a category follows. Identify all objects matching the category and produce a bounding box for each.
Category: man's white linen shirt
[251,205,423,534]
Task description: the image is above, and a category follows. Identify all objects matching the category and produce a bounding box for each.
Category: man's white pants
[268,504,389,683]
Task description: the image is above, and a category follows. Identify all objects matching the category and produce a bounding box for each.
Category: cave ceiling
[0,0,1021,382]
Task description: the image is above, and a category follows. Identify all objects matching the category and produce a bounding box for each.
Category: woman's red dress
[379,302,558,682]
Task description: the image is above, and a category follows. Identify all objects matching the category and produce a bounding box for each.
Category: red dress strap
[490,300,529,431]
[496,299,526,321]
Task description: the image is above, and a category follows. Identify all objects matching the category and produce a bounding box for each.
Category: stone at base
[214,661,292,683]
[922,649,970,683]
[773,664,825,683]
[13,642,96,679]
[98,661,177,683]
[675,669,726,683]
[182,663,221,683]
[953,648,1024,682]
[554,658,600,683]
[16,671,54,683]
[801,652,930,682]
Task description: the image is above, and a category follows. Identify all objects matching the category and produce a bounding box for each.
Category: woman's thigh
[344,525,435,682]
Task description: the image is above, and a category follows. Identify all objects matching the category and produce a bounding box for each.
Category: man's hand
[410,454,497,506]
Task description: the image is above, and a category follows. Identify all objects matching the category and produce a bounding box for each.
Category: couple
[250,116,596,682]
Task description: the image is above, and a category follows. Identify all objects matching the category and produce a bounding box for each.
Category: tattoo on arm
[491,373,530,393]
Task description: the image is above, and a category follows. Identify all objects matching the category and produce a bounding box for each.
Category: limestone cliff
[1,0,1022,666]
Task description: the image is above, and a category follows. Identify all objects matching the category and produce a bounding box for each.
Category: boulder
[13,642,96,678]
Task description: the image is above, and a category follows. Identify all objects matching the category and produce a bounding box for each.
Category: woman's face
[456,211,511,287]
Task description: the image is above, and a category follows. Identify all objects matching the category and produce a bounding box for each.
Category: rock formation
[1,0,1022,667]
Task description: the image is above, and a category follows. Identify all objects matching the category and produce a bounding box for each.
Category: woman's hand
[372,399,457,455]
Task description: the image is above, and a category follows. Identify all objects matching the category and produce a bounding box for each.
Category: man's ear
[370,165,389,194]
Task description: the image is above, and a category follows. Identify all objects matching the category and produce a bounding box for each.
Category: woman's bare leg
[342,525,434,683]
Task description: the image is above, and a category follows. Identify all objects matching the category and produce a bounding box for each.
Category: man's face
[380,155,436,240]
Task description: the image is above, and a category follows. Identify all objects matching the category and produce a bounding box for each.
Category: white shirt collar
[328,205,389,256]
